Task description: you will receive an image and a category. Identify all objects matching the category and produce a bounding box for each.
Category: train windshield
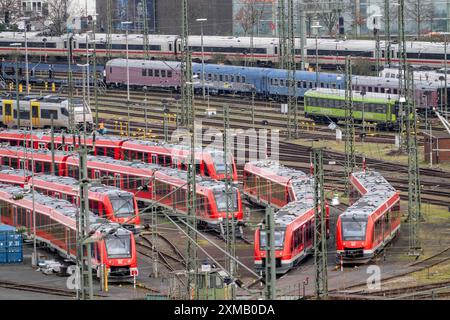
[341,217,367,241]
[211,150,232,174]
[110,195,135,217]
[214,188,238,212]
[105,234,131,258]
[259,230,285,250]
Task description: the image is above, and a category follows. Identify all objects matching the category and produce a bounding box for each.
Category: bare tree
[234,0,265,36]
[0,0,20,26]
[317,9,340,36]
[47,0,72,35]
[406,0,434,38]
[235,0,266,65]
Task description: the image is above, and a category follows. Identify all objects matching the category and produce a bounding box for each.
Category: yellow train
[0,95,93,131]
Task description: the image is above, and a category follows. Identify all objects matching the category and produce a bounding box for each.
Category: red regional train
[0,183,138,279]
[0,167,140,229]
[0,130,238,182]
[335,171,401,264]
[243,160,329,274]
[0,146,243,235]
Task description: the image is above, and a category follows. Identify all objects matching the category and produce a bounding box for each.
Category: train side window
[230,75,235,82]
[207,74,212,80]
[274,47,278,55]
[110,67,112,73]
[236,76,240,83]
[368,87,373,92]
[142,69,147,76]
[161,70,166,78]
[242,76,246,83]
[219,75,223,81]
[148,69,153,77]
[213,74,218,81]
[225,75,229,82]
[158,155,165,166]
[167,70,172,78]
[374,87,379,93]
[169,43,173,51]
[280,79,284,87]
[154,69,159,77]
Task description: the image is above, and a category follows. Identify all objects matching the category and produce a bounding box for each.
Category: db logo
[366,265,381,290]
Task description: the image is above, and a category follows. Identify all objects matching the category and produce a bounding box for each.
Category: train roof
[106,59,181,69]
[305,88,399,102]
[33,174,134,197]
[247,160,307,181]
[352,75,443,89]
[340,171,397,220]
[274,200,315,228]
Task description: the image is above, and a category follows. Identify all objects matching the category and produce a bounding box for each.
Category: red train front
[336,171,401,264]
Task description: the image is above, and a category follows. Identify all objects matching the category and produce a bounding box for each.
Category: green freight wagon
[304,88,402,130]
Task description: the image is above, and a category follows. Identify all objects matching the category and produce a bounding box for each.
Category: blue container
[0,224,23,264]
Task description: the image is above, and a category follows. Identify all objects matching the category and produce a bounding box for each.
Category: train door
[2,100,14,125]
[31,101,40,127]
[115,173,121,189]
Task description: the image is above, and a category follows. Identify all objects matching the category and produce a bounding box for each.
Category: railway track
[0,279,105,298]
[329,246,450,296]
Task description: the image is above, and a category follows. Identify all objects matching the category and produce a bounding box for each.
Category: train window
[41,109,58,119]
[142,69,147,77]
[274,47,278,55]
[236,76,240,83]
[280,79,284,87]
[145,69,151,77]
[158,155,165,165]
[374,87,379,93]
[380,87,385,93]
[161,70,166,78]
[213,74,218,81]
[242,76,246,83]
[167,70,172,78]
[207,74,212,80]
[230,75,235,82]
[224,75,229,82]
[368,87,373,92]
[155,70,160,77]
[320,82,324,88]
[219,75,223,81]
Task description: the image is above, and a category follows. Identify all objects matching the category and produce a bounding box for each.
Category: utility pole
[406,67,422,257]
[67,34,75,133]
[374,20,381,75]
[264,206,276,300]
[50,114,55,175]
[299,3,307,70]
[181,0,198,299]
[344,56,356,196]
[286,0,297,140]
[278,0,287,69]
[313,148,328,299]
[76,147,94,300]
[398,0,408,151]
[106,0,113,59]
[14,48,20,128]
[384,0,392,67]
[142,0,150,60]
[223,104,235,300]
[445,35,448,121]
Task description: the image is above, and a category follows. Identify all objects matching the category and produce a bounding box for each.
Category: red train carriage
[0,146,69,175]
[0,146,243,235]
[254,201,317,274]
[336,171,401,264]
[0,168,141,229]
[243,160,308,209]
[65,155,244,233]
[121,140,238,182]
[0,183,138,279]
[245,160,329,274]
[0,130,238,182]
[0,130,125,159]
